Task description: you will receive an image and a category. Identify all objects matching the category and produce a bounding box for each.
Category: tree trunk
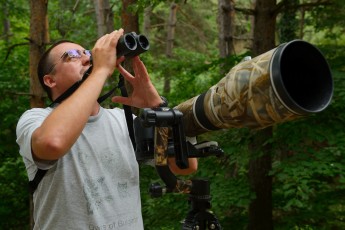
[29,2,49,228]
[248,128,273,230]
[248,0,276,229]
[252,0,276,56]
[2,1,11,43]
[299,7,305,39]
[120,0,139,114]
[218,0,235,58]
[121,0,139,33]
[93,0,115,91]
[164,2,178,94]
[143,5,152,38]
[93,0,114,37]
[217,0,236,76]
[29,0,49,109]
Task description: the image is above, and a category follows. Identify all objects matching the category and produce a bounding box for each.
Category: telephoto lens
[176,40,333,137]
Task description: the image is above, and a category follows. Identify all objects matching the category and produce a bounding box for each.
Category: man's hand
[111,56,163,108]
[91,29,124,79]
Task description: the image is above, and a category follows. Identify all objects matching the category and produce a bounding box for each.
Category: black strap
[49,80,83,107]
[49,65,93,107]
[118,74,136,149]
[97,87,116,104]
[28,169,48,194]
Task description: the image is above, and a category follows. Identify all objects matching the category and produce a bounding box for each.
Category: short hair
[37,40,74,101]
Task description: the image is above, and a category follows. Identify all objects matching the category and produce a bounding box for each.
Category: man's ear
[43,74,56,88]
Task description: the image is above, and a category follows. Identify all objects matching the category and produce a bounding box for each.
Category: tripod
[182,179,222,230]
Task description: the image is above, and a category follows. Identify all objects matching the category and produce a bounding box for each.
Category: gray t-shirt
[16,106,144,230]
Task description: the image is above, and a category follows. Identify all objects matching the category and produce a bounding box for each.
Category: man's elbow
[32,130,67,161]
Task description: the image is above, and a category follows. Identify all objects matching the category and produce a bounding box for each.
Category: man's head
[38,40,91,101]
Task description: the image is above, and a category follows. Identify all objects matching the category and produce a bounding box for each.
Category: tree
[93,0,114,37]
[121,0,139,33]
[164,2,178,94]
[143,5,152,38]
[28,0,49,227]
[232,1,336,229]
[251,0,276,55]
[119,0,140,116]
[218,0,236,59]
[1,0,11,44]
[29,0,49,109]
[248,0,276,228]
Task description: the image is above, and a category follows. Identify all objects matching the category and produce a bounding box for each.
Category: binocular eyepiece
[117,32,150,58]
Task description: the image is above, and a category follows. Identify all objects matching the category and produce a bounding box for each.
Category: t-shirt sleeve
[16,108,56,179]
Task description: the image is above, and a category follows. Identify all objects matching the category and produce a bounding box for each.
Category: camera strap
[117,74,136,149]
[28,168,47,194]
[48,65,93,107]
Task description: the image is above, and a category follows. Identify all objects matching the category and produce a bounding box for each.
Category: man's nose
[81,54,91,66]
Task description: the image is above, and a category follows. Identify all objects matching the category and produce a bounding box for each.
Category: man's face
[47,42,91,98]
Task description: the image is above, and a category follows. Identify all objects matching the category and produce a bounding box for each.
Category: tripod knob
[149,182,166,198]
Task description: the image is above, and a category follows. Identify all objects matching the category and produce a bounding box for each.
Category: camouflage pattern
[154,127,169,165]
[173,179,193,194]
[176,48,304,137]
[153,126,193,194]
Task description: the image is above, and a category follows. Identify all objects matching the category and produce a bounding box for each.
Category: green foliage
[318,45,345,71]
[144,46,250,107]
[277,0,299,43]
[0,158,28,229]
[0,31,31,229]
[0,0,30,40]
[47,1,98,45]
[269,70,345,229]
[304,0,345,46]
[308,0,345,36]
[197,129,253,229]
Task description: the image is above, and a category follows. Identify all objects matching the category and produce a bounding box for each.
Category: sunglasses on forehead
[46,49,91,74]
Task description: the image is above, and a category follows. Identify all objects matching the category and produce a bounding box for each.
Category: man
[16,29,197,229]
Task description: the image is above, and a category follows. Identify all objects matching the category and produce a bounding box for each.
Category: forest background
[1,0,345,229]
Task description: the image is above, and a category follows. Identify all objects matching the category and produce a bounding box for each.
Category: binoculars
[116,32,150,58]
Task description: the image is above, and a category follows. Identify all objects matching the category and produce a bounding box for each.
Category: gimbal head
[137,107,189,169]
[135,108,224,169]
